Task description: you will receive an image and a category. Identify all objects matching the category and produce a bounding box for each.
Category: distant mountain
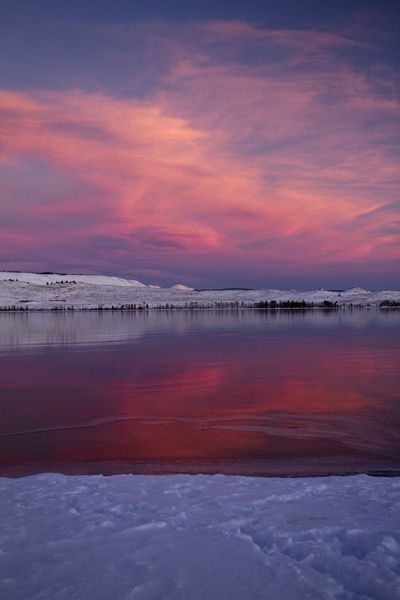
[170,284,194,291]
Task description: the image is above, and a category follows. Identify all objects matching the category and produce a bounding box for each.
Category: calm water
[0,310,399,477]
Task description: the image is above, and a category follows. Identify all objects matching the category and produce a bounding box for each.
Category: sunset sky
[1,1,399,289]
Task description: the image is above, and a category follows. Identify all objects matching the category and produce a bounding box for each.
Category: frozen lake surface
[0,309,399,477]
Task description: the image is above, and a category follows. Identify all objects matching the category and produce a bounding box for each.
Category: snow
[0,271,146,287]
[344,287,370,294]
[1,473,399,599]
[0,272,399,310]
[170,283,195,291]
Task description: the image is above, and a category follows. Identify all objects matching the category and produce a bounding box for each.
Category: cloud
[0,20,399,285]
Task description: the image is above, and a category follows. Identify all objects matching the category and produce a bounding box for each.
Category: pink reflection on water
[0,311,399,476]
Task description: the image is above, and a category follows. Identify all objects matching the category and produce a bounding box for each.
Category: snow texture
[0,271,145,287]
[170,283,195,291]
[0,272,399,310]
[1,473,399,599]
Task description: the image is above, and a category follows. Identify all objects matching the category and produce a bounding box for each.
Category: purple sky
[0,1,399,288]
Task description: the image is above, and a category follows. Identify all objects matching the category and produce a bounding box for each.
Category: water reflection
[0,310,399,476]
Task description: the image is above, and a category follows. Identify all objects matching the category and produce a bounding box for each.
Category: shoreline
[1,304,399,312]
[1,274,399,311]
[2,462,399,479]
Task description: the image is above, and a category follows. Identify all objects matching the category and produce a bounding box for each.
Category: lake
[0,309,399,477]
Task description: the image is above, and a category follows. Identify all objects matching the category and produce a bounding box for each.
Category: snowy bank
[0,272,399,310]
[1,473,399,599]
[0,271,145,287]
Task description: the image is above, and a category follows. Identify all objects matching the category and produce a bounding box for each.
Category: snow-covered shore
[0,272,399,310]
[1,473,399,600]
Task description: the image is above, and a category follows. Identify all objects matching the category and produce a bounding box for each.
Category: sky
[0,1,399,289]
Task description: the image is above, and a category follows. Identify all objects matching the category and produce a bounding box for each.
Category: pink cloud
[0,21,398,285]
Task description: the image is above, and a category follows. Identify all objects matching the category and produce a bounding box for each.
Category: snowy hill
[0,272,399,310]
[0,271,146,287]
[170,283,194,291]
[343,286,370,294]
